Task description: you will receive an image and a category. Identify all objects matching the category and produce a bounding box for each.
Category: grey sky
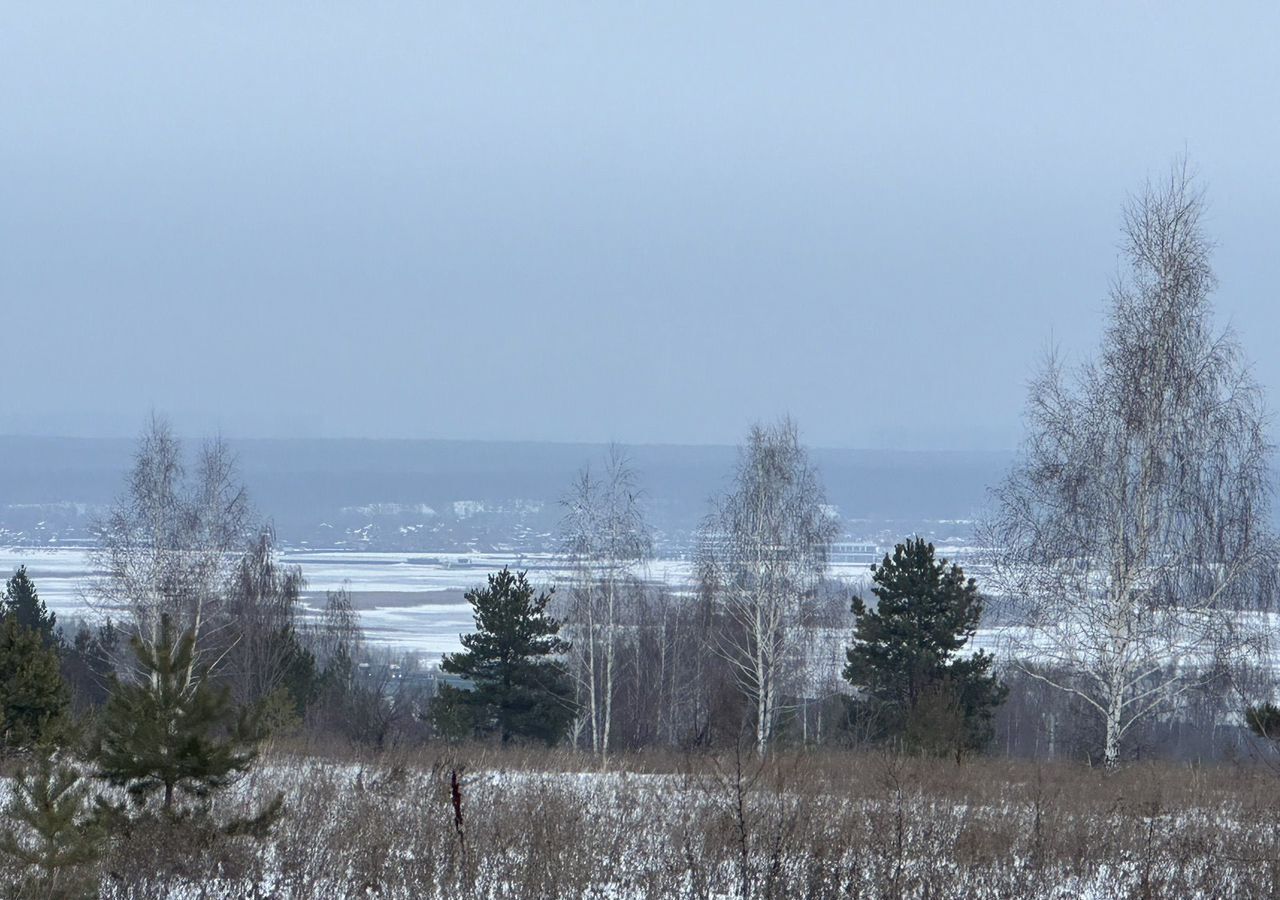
[3,2,1278,450]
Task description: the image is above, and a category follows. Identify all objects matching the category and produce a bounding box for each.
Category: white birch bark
[558,446,652,762]
[700,418,836,757]
[988,162,1277,767]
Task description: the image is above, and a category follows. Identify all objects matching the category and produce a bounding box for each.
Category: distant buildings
[828,542,879,566]
[695,533,879,568]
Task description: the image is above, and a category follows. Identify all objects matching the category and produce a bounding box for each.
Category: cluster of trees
[0,559,285,894]
[419,424,1008,761]
[430,162,1280,770]
[84,424,369,738]
[0,422,396,893]
[548,423,855,756]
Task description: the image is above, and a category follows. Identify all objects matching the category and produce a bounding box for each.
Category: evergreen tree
[3,565,58,648]
[0,755,103,898]
[61,620,119,712]
[844,538,1006,756]
[1244,702,1280,747]
[95,615,261,813]
[254,637,319,737]
[432,568,574,744]
[0,613,71,754]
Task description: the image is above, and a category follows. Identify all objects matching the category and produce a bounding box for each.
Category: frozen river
[0,548,1246,671]
[0,547,702,657]
[0,547,1015,665]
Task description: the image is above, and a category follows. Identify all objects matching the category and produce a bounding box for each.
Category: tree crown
[846,539,985,700]
[96,614,256,810]
[442,568,568,683]
[2,566,57,647]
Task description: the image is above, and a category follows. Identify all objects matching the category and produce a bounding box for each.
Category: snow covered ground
[6,750,1276,899]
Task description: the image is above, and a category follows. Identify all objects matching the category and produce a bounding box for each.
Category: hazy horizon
[0,426,1022,455]
[6,3,1280,450]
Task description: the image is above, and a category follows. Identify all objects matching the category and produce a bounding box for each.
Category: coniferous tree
[3,565,58,648]
[1244,702,1280,748]
[95,615,263,814]
[432,568,574,744]
[0,613,71,754]
[0,755,103,898]
[61,620,119,712]
[844,538,1006,757]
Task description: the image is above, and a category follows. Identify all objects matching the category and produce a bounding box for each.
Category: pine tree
[62,620,119,711]
[844,538,1006,756]
[433,568,575,744]
[95,614,260,813]
[0,755,103,898]
[3,565,58,648]
[1245,702,1280,747]
[0,613,71,754]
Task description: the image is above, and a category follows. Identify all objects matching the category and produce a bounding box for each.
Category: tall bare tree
[700,418,836,757]
[558,445,652,759]
[305,584,363,675]
[222,527,308,713]
[89,417,252,660]
[987,162,1276,767]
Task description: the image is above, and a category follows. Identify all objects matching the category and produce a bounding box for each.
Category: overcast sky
[3,2,1278,450]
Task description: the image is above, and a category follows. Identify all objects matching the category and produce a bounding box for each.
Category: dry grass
[10,743,1280,898]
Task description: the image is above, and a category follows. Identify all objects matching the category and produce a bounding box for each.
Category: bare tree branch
[985,161,1277,767]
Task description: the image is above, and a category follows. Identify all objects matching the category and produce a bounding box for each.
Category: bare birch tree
[89,416,252,659]
[700,418,836,757]
[558,445,652,759]
[305,584,363,675]
[986,162,1276,767]
[223,526,308,712]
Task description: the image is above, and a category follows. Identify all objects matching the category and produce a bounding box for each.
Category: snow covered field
[8,748,1279,899]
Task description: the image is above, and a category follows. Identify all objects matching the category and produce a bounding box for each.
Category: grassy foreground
[7,742,1280,898]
